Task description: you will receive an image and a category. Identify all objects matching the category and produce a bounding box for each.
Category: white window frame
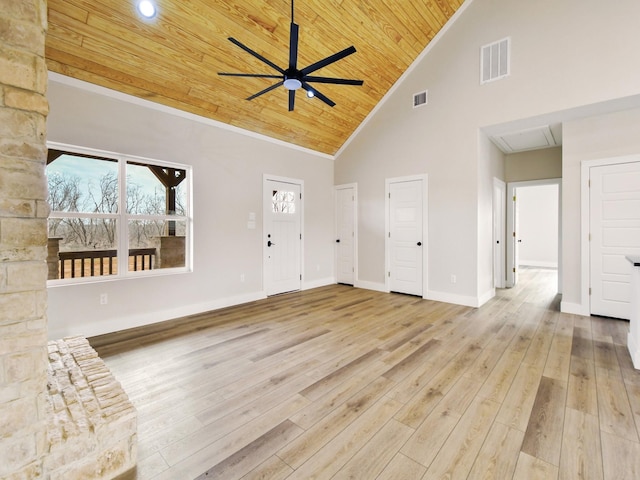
[46,141,192,285]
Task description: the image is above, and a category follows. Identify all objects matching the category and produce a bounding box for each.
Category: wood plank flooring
[93,267,640,479]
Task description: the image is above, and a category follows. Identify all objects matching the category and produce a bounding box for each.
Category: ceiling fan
[218,0,364,111]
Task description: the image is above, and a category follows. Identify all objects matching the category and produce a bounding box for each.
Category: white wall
[562,107,640,314]
[46,77,335,339]
[506,148,562,183]
[335,0,640,307]
[478,133,505,301]
[517,184,558,268]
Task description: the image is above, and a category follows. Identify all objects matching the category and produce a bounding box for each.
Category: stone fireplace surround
[0,1,137,478]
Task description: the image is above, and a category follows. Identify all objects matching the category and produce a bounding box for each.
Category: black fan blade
[300,46,357,75]
[228,37,285,74]
[247,81,284,101]
[289,23,299,70]
[303,76,364,86]
[301,82,336,107]
[288,89,295,111]
[218,73,283,79]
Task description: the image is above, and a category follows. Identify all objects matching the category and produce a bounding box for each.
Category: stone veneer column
[0,0,50,478]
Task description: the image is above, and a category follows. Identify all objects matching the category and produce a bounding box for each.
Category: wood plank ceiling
[46,0,464,156]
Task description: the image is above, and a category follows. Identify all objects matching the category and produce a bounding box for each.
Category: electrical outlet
[450,275,457,284]
[100,293,108,305]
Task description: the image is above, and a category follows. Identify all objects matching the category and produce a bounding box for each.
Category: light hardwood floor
[94,268,640,479]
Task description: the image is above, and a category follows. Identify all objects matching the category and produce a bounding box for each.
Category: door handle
[417,242,422,246]
[267,240,276,247]
[336,239,340,243]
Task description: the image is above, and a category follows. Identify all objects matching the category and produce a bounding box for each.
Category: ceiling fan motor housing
[284,70,302,90]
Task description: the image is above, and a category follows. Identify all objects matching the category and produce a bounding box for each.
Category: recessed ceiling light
[307,90,315,98]
[137,0,156,19]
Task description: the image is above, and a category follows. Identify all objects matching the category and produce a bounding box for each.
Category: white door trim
[577,155,640,317]
[506,178,562,289]
[385,174,428,297]
[493,178,506,289]
[334,183,358,285]
[263,174,304,295]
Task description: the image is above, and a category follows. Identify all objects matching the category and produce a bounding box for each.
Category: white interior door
[335,185,355,285]
[388,179,424,296]
[264,178,302,296]
[506,187,519,287]
[590,161,640,319]
[493,178,506,288]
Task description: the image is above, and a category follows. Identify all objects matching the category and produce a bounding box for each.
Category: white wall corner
[477,288,496,308]
[560,300,590,317]
[355,280,388,293]
[426,290,486,308]
[303,277,336,291]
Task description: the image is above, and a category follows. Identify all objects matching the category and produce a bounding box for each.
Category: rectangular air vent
[413,90,428,108]
[480,37,510,84]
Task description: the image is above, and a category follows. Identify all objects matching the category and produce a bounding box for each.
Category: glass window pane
[128,219,186,271]
[272,190,296,214]
[46,152,118,214]
[47,218,118,280]
[127,162,187,215]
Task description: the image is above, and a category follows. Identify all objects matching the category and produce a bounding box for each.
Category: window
[272,190,296,214]
[46,144,191,282]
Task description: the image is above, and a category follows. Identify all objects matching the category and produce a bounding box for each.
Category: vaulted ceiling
[46,0,464,155]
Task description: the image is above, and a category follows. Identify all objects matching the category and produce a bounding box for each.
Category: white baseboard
[520,260,558,268]
[355,280,387,293]
[477,288,496,308]
[303,277,335,290]
[560,300,590,316]
[53,291,267,340]
[628,333,640,370]
[426,290,485,308]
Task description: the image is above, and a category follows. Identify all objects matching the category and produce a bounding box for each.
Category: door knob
[417,242,422,246]
[336,239,341,243]
[267,240,276,247]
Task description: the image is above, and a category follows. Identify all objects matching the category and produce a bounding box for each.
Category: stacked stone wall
[1,3,138,478]
[0,0,50,478]
[45,337,137,479]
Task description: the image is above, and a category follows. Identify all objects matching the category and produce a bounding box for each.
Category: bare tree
[47,172,81,237]
[49,167,184,250]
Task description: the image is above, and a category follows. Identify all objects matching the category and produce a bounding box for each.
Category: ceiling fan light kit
[218,0,364,111]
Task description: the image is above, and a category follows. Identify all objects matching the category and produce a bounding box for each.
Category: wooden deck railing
[58,248,156,279]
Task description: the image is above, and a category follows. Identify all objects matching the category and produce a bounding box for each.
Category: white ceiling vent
[413,90,428,108]
[491,125,558,153]
[481,37,510,84]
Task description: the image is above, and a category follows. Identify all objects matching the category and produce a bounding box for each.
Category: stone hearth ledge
[45,336,137,479]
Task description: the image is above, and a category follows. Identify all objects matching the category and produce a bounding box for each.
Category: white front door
[264,178,302,296]
[590,161,640,319]
[388,179,424,296]
[335,185,356,285]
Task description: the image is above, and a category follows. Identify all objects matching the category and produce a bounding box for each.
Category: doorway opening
[507,178,562,294]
